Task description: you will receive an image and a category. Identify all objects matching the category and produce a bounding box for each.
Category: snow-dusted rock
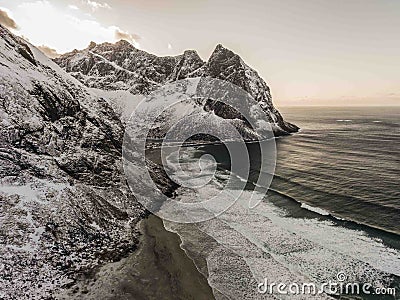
[0,25,146,299]
[0,22,299,298]
[55,41,298,136]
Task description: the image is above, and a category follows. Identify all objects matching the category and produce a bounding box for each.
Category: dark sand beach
[61,215,215,299]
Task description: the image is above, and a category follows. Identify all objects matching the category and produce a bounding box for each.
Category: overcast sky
[0,0,399,106]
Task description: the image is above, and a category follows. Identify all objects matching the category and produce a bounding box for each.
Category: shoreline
[60,214,215,299]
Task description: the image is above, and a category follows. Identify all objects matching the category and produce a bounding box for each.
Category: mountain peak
[53,39,298,134]
[86,40,134,52]
[88,41,97,49]
[215,43,226,50]
[182,49,201,60]
[207,43,242,70]
[183,49,198,55]
[212,43,233,55]
[208,43,240,64]
[116,39,132,47]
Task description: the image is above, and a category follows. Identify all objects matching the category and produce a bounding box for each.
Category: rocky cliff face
[0,25,146,299]
[0,24,298,298]
[55,41,298,136]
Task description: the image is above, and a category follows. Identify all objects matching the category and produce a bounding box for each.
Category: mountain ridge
[55,40,299,135]
[0,25,298,298]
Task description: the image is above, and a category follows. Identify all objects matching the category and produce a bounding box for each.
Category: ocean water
[272,106,399,235]
[160,107,400,299]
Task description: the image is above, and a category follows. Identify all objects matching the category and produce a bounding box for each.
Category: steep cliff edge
[0,25,298,298]
[0,25,145,299]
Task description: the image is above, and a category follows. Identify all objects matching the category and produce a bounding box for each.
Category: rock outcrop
[0,24,298,299]
[55,41,298,136]
[0,25,145,299]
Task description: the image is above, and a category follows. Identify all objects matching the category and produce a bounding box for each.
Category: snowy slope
[0,25,146,299]
[90,88,144,124]
[55,41,298,137]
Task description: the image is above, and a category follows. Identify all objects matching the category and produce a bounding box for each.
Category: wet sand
[61,214,215,300]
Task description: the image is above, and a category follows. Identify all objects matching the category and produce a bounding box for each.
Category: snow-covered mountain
[0,23,298,299]
[0,25,148,299]
[55,41,298,136]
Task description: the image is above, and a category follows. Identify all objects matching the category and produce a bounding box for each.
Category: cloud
[115,29,141,45]
[0,8,18,30]
[83,0,111,10]
[11,1,141,53]
[37,45,61,58]
[167,43,172,50]
[68,5,79,10]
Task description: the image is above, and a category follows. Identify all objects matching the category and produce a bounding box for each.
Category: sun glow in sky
[0,0,399,106]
